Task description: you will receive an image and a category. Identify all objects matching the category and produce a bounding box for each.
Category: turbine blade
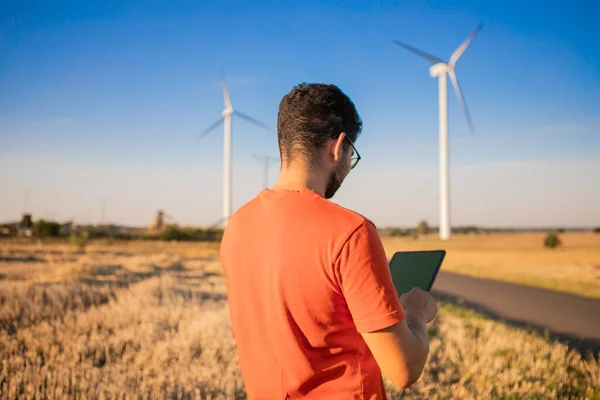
[449,23,483,67]
[252,154,263,163]
[221,72,232,110]
[199,117,224,140]
[392,40,445,64]
[448,69,474,134]
[235,111,269,130]
[209,216,228,229]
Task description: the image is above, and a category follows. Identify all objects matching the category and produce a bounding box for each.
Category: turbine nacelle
[393,24,482,134]
[199,73,269,140]
[429,63,451,78]
[199,71,271,229]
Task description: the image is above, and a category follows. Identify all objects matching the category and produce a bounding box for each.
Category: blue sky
[1,0,599,228]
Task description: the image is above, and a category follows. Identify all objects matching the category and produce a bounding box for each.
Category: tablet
[388,250,446,295]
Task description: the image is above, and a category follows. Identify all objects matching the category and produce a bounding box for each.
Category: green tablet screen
[388,250,446,295]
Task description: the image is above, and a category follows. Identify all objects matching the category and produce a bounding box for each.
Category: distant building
[0,214,34,237]
[0,223,18,236]
[149,210,174,231]
[19,214,33,237]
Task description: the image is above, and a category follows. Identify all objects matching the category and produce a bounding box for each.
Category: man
[220,83,438,399]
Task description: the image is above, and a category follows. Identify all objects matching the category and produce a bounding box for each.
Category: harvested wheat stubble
[0,251,598,399]
[1,275,245,399]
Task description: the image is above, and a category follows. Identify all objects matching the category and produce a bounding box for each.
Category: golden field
[381,232,600,300]
[0,236,599,399]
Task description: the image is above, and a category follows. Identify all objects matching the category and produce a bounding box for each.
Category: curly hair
[277,83,363,166]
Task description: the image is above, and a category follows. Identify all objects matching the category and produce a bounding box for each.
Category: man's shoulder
[225,189,378,234]
[228,189,270,218]
[223,194,260,232]
[325,201,376,229]
[302,196,380,243]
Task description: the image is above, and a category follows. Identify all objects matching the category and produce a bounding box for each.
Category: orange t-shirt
[220,189,405,399]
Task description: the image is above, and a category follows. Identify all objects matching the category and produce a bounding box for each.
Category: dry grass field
[381,232,600,300]
[1,237,599,399]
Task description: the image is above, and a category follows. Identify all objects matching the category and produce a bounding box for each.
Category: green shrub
[544,232,562,249]
[70,231,89,252]
[34,219,61,237]
[389,228,409,237]
[411,229,420,240]
[453,226,482,235]
[160,225,189,241]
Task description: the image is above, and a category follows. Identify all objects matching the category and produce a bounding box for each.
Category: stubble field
[1,235,599,399]
[382,232,600,300]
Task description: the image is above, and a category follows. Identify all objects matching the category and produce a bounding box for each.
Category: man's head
[277,83,363,199]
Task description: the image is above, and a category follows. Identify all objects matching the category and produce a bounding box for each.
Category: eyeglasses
[334,134,361,169]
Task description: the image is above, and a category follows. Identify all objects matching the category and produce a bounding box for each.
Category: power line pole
[101,199,107,224]
[23,190,29,214]
[253,154,279,188]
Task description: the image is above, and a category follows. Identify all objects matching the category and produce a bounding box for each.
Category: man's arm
[360,289,436,388]
[334,221,437,389]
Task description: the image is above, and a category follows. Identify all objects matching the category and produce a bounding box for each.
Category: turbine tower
[253,154,279,189]
[393,24,482,241]
[200,73,268,227]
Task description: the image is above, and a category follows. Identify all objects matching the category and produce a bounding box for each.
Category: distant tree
[417,220,430,237]
[556,228,566,233]
[34,219,61,237]
[159,225,223,242]
[594,227,600,234]
[544,231,562,249]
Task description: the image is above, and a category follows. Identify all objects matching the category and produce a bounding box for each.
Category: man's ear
[331,133,346,162]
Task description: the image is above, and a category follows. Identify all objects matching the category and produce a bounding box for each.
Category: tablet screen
[388,250,445,295]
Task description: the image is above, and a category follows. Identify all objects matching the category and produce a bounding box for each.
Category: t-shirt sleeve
[334,220,406,333]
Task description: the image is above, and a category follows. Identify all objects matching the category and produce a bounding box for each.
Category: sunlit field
[381,232,600,300]
[1,237,599,399]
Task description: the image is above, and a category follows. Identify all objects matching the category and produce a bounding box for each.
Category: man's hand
[361,287,438,388]
[400,288,438,325]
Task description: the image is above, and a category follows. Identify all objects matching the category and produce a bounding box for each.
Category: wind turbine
[252,154,279,189]
[393,24,482,241]
[200,73,269,227]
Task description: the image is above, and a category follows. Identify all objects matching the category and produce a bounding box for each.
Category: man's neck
[272,166,326,197]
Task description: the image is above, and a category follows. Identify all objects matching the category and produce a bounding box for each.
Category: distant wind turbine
[100,199,108,224]
[393,23,482,240]
[200,73,269,227]
[253,154,279,189]
[23,190,29,214]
